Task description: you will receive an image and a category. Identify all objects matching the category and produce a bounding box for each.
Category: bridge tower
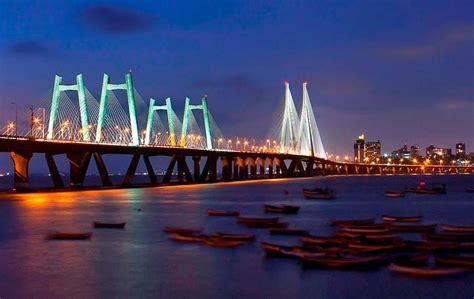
[280,82,299,153]
[95,72,140,146]
[47,74,90,141]
[179,96,212,150]
[144,97,176,146]
[298,82,326,158]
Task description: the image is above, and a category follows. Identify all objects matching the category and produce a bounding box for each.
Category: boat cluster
[165,208,474,276]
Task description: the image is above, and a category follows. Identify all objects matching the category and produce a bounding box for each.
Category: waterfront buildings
[353,134,381,163]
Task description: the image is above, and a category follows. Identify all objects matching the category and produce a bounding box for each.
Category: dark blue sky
[1,0,473,158]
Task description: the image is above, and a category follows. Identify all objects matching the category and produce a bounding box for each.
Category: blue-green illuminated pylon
[144,97,176,146]
[95,72,140,145]
[47,74,90,141]
[180,96,213,149]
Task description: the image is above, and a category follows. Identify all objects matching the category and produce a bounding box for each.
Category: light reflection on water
[0,175,473,298]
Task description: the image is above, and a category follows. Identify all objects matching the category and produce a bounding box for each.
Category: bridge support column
[122,153,141,186]
[193,156,201,182]
[163,155,177,184]
[249,158,257,177]
[143,155,157,184]
[221,156,232,181]
[45,153,64,188]
[93,153,112,187]
[267,158,273,178]
[233,158,240,180]
[237,157,245,179]
[200,155,217,182]
[10,151,32,191]
[177,155,193,183]
[67,152,91,189]
[257,158,265,177]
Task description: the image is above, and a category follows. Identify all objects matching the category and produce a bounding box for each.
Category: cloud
[8,40,51,56]
[194,74,269,96]
[435,98,474,110]
[377,23,474,59]
[80,5,156,33]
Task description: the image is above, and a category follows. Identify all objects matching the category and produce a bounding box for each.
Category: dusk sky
[1,0,473,161]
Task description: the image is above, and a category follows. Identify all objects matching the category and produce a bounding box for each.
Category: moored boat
[93,221,126,229]
[47,231,92,240]
[465,187,474,193]
[263,204,300,214]
[204,237,246,248]
[425,232,474,242]
[244,221,289,229]
[261,242,326,259]
[405,182,446,194]
[389,262,469,276]
[207,209,240,216]
[382,215,422,222]
[300,255,386,268]
[302,235,347,246]
[328,218,375,226]
[341,227,390,234]
[435,254,474,267]
[387,223,436,232]
[163,227,201,234]
[215,232,255,241]
[441,225,474,233]
[269,228,309,235]
[385,191,405,198]
[303,188,336,199]
[171,233,209,242]
[236,217,279,223]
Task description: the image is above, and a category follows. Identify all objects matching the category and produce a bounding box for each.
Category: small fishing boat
[339,223,387,229]
[261,242,325,259]
[425,232,474,242]
[300,255,386,268]
[215,232,255,241]
[341,227,390,234]
[171,233,209,242]
[47,231,92,240]
[385,191,405,198]
[207,209,240,216]
[387,223,437,232]
[346,242,403,253]
[93,221,126,229]
[244,221,289,229]
[163,227,201,235]
[465,187,474,193]
[413,240,461,251]
[328,218,375,226]
[269,228,309,235]
[382,215,422,222]
[389,262,469,276]
[263,204,300,214]
[302,235,347,246]
[236,217,279,223]
[303,187,336,199]
[440,225,474,233]
[204,237,246,248]
[435,254,474,267]
[405,182,446,194]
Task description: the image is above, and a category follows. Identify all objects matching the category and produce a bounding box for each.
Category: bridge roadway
[0,137,472,191]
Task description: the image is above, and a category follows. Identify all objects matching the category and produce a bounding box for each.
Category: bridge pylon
[144,97,176,146]
[180,96,212,150]
[47,74,90,141]
[95,72,140,145]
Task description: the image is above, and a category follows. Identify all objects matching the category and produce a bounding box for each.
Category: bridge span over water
[1,72,472,191]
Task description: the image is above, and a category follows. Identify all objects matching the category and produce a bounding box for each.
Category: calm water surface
[0,175,473,298]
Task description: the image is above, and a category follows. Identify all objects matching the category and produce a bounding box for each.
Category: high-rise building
[456,142,466,159]
[426,144,452,159]
[426,145,435,158]
[353,134,365,163]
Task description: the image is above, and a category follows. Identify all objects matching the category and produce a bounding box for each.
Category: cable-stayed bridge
[0,72,472,191]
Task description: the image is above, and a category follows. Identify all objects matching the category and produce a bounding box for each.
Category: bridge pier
[193,156,201,182]
[93,153,112,187]
[143,154,157,184]
[67,152,91,189]
[10,151,32,191]
[45,153,64,188]
[177,155,193,183]
[221,156,232,181]
[267,158,273,178]
[122,153,141,186]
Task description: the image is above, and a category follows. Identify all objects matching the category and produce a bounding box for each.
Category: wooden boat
[405,182,446,194]
[363,234,399,242]
[261,242,326,259]
[389,262,468,276]
[303,188,335,199]
[263,204,300,214]
[47,231,92,240]
[236,217,279,223]
[328,218,375,226]
[244,221,289,229]
[413,240,462,251]
[300,255,386,268]
[171,233,209,242]
[347,241,406,253]
[341,227,390,234]
[387,223,436,232]
[204,237,246,248]
[207,209,240,216]
[466,188,474,193]
[435,254,474,267]
[385,191,405,198]
[163,227,201,234]
[302,235,347,246]
[425,232,474,242]
[93,221,126,229]
[269,228,308,236]
[339,223,387,229]
[215,232,255,241]
[441,225,474,233]
[382,215,422,222]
